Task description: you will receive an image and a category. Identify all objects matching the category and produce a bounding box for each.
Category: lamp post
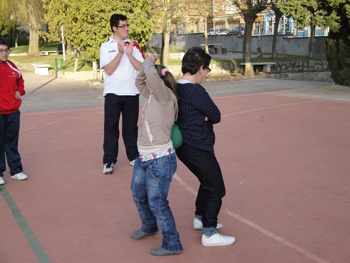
[60,25,66,61]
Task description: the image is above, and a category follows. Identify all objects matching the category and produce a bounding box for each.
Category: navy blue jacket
[176,81,221,153]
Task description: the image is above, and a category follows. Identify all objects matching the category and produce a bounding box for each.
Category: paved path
[20,71,344,113]
[1,72,350,263]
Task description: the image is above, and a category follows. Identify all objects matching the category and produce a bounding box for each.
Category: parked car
[218,28,230,35]
[208,28,220,35]
[230,27,243,35]
[208,28,230,35]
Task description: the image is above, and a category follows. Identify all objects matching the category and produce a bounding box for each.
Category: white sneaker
[201,233,236,247]
[0,177,5,185]
[193,218,223,230]
[103,163,114,174]
[11,172,28,181]
[129,159,135,166]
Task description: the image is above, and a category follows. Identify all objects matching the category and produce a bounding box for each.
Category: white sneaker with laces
[129,159,135,166]
[103,163,114,174]
[11,172,28,181]
[193,218,223,230]
[201,233,236,247]
[0,177,5,185]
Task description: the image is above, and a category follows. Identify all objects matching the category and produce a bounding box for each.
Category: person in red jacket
[0,39,28,185]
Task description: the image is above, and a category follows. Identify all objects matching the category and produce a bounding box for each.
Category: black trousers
[176,142,226,228]
[103,94,139,165]
[0,111,23,177]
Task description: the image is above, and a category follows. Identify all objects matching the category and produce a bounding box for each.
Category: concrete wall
[151,33,327,57]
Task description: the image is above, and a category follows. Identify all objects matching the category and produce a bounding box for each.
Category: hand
[125,39,134,57]
[15,91,21,99]
[147,53,158,63]
[117,41,125,54]
[205,116,208,121]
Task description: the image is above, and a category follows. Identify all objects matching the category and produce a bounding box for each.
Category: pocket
[149,159,162,183]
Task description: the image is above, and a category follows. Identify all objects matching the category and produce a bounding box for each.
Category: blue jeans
[131,152,183,252]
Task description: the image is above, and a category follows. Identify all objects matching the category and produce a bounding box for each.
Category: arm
[127,55,142,71]
[15,64,25,99]
[143,57,172,104]
[101,41,124,76]
[125,40,143,71]
[135,58,150,99]
[192,87,221,124]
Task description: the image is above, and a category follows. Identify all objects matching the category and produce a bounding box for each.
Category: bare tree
[232,0,269,76]
[171,0,191,49]
[271,0,284,59]
[192,0,213,53]
[1,0,43,56]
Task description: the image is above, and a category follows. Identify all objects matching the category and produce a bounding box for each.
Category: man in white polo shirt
[100,14,145,174]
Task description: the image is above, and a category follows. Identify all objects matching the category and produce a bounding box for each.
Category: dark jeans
[103,94,139,164]
[176,142,226,229]
[0,111,23,177]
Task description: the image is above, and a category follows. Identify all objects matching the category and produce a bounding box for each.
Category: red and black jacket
[0,60,25,114]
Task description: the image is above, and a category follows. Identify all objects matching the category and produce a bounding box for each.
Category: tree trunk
[15,34,18,48]
[308,25,315,58]
[146,40,152,52]
[67,40,73,55]
[161,10,171,66]
[27,0,40,56]
[28,27,40,56]
[173,23,177,49]
[242,24,247,60]
[141,44,147,55]
[244,20,254,76]
[272,11,283,59]
[92,61,97,80]
[74,49,79,72]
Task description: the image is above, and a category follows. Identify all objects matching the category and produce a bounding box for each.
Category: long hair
[155,65,178,98]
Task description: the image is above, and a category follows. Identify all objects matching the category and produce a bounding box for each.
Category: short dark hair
[0,39,9,49]
[181,47,211,75]
[110,14,127,33]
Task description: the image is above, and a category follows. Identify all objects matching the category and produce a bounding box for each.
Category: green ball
[171,124,183,149]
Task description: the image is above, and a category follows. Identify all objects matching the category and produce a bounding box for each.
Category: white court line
[266,92,350,104]
[222,101,316,118]
[173,97,331,262]
[45,121,59,125]
[22,107,103,116]
[173,173,330,263]
[23,127,36,132]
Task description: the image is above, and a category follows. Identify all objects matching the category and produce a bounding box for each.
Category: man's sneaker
[103,163,114,174]
[193,218,223,230]
[201,233,236,247]
[11,172,28,181]
[0,177,5,185]
[129,159,135,166]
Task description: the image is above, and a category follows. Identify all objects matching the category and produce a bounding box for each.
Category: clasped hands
[117,39,134,57]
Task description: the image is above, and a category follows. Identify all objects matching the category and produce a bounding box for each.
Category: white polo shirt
[100,36,145,96]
